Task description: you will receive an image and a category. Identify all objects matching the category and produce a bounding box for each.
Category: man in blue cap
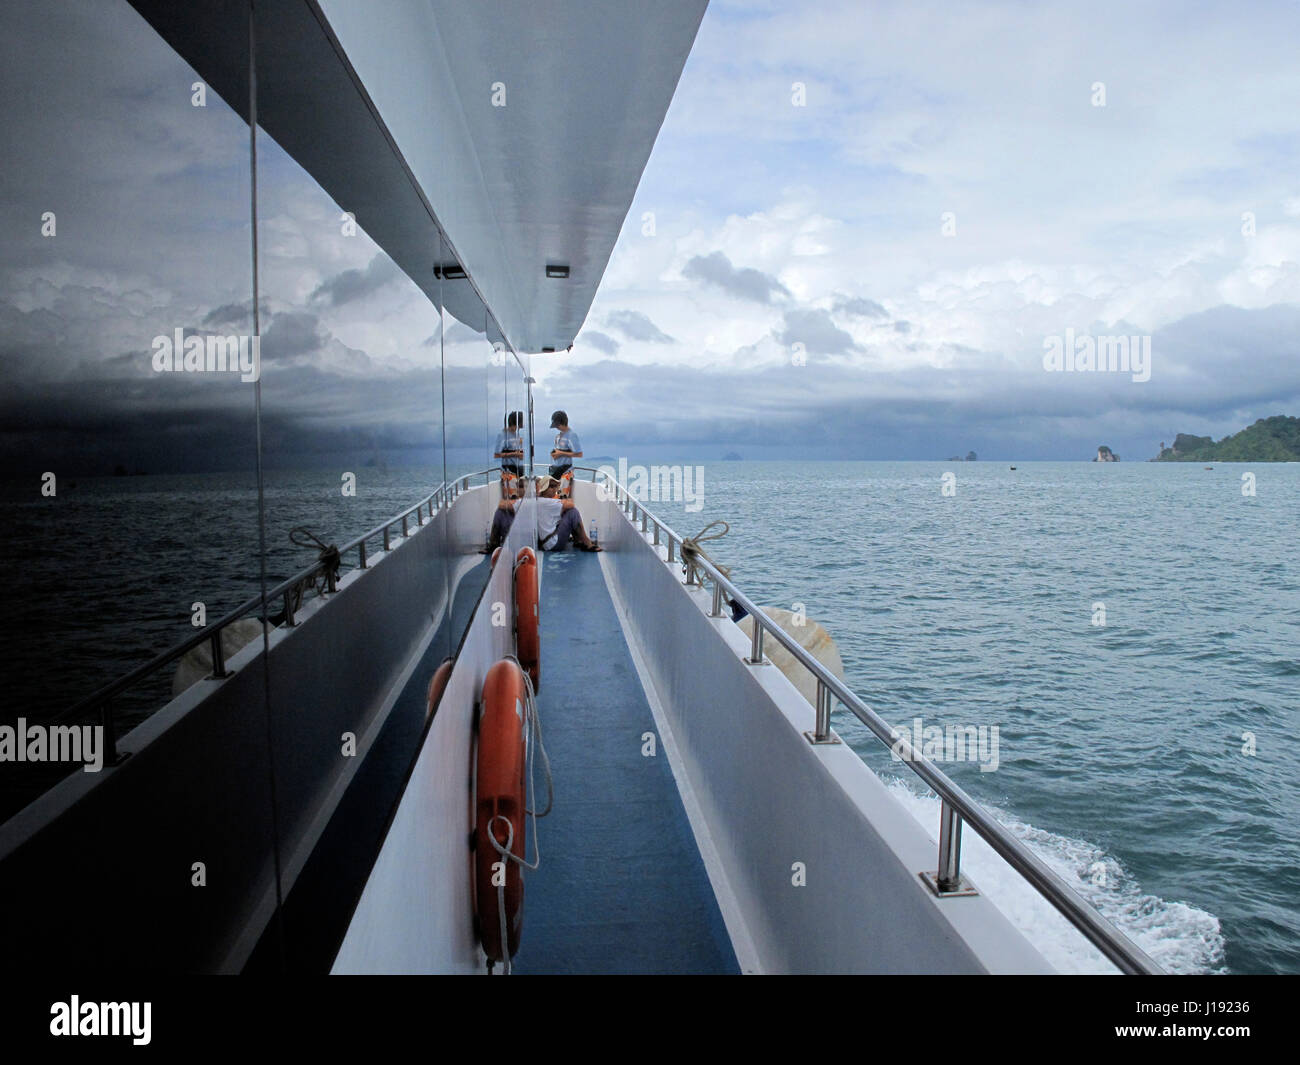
[547,410,583,480]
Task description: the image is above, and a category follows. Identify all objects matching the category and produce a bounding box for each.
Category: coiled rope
[678,520,747,620]
[679,519,730,578]
[287,526,341,611]
[484,656,552,975]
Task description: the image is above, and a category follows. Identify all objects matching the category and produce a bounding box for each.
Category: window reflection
[0,0,258,803]
[0,0,538,975]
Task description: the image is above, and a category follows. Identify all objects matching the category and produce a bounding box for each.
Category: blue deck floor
[511,551,739,975]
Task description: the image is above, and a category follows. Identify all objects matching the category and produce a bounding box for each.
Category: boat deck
[511,551,739,975]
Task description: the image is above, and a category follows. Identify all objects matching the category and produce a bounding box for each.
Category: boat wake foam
[882,778,1226,974]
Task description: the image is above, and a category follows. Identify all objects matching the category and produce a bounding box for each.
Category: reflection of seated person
[535,475,599,552]
[486,492,519,551]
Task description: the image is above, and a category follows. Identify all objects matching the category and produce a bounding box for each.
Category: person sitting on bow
[535,474,599,552]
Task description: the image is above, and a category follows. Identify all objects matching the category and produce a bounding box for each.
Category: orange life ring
[474,659,528,964]
[491,546,502,568]
[514,547,540,691]
[425,658,453,721]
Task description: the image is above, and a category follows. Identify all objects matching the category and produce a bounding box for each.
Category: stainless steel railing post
[747,620,764,664]
[710,581,724,617]
[210,630,229,679]
[816,680,832,739]
[358,541,367,569]
[100,702,119,767]
[937,801,963,891]
[804,679,840,745]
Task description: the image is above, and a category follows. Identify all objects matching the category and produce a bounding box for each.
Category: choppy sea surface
[638,459,1299,976]
[1,459,1297,974]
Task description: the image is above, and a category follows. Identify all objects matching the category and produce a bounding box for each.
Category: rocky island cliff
[1153,416,1300,461]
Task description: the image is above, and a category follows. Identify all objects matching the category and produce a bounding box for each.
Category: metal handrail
[580,465,1162,975]
[55,468,504,761]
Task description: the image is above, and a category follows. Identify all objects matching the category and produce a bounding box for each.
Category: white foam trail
[883,778,1225,974]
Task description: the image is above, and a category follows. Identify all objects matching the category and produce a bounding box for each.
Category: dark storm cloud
[681,251,790,304]
[604,310,674,343]
[776,308,858,355]
[5,295,1299,475]
[261,311,323,359]
[580,330,620,355]
[833,296,888,318]
[202,302,253,329]
[310,254,402,306]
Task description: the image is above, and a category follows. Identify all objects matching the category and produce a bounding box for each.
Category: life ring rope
[477,656,552,975]
[498,655,552,858]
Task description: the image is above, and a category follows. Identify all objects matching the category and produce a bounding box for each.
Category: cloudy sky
[3,0,1299,472]
[540,0,1300,460]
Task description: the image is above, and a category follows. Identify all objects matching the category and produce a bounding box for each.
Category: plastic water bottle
[590,522,598,547]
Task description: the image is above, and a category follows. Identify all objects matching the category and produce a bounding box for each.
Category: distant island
[1094,446,1119,462]
[1152,416,1300,462]
[945,451,978,461]
[722,451,742,461]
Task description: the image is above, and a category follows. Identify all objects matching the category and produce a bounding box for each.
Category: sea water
[642,459,1300,975]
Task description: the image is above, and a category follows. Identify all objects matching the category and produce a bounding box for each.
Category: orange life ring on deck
[514,547,540,691]
[474,659,529,963]
[559,470,573,497]
[425,658,454,721]
[491,546,502,568]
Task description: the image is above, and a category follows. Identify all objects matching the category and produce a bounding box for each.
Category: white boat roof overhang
[128,0,709,355]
